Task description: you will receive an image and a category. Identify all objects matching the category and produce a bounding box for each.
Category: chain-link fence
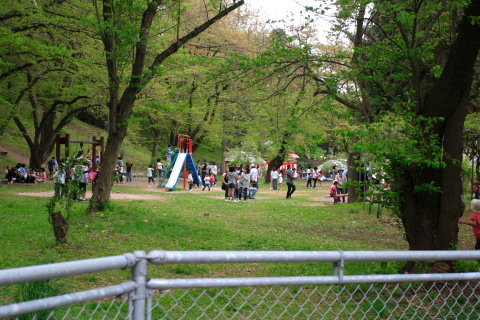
[1,250,480,319]
[150,281,480,319]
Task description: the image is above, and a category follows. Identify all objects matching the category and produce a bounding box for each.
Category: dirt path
[15,190,164,200]
[14,178,334,205]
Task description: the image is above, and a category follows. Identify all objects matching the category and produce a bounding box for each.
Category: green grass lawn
[0,180,476,300]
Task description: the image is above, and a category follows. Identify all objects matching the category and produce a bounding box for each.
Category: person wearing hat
[334,168,347,203]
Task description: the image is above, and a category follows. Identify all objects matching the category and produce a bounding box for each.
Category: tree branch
[13,116,34,149]
[146,0,244,82]
[0,10,23,22]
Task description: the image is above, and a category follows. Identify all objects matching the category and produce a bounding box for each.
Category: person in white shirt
[250,165,259,188]
[210,161,218,186]
[334,169,347,203]
[270,168,279,190]
[156,159,164,178]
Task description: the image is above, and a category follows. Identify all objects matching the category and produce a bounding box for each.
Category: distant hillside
[0,120,152,173]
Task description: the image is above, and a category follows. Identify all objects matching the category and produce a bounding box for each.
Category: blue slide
[164,153,202,189]
[165,153,187,189]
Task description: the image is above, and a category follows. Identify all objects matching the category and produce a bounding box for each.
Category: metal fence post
[130,251,147,320]
[333,250,345,284]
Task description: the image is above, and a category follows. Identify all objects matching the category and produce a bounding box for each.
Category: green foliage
[353,112,445,199]
[453,259,480,273]
[13,257,61,320]
[0,182,411,290]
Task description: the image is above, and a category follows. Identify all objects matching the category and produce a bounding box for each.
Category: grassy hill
[0,120,153,173]
[0,119,224,176]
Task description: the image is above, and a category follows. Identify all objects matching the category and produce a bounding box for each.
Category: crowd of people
[221,164,260,202]
[177,161,351,204]
[49,154,100,201]
[2,147,357,206]
[1,151,105,201]
[3,163,47,184]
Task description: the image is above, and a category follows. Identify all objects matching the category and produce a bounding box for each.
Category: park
[1,166,480,318]
[1,0,480,318]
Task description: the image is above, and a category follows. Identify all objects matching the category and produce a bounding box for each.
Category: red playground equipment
[160,135,201,189]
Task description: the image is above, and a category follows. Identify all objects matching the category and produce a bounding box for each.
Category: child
[77,167,89,201]
[202,173,211,191]
[209,172,215,188]
[147,165,154,187]
[54,164,66,197]
[459,199,480,249]
[329,180,339,204]
[278,169,283,190]
[188,171,194,191]
[35,168,47,183]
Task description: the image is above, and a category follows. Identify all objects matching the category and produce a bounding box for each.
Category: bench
[326,194,348,198]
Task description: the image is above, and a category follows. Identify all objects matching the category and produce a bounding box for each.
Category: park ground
[0,177,478,298]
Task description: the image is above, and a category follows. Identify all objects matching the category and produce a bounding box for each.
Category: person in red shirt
[459,199,480,249]
[329,181,339,204]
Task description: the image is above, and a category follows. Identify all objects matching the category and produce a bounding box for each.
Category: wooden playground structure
[55,133,104,169]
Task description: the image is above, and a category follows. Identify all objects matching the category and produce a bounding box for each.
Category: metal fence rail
[1,250,480,319]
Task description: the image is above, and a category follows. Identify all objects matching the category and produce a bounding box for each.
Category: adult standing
[306,166,313,188]
[221,171,229,200]
[238,167,251,202]
[200,160,208,185]
[334,169,347,203]
[331,165,338,179]
[286,164,296,199]
[125,161,133,183]
[250,164,259,188]
[271,168,279,190]
[224,166,238,202]
[47,157,58,180]
[312,167,319,189]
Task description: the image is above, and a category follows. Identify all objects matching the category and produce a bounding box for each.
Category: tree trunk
[399,0,480,263]
[86,0,245,212]
[221,138,227,175]
[28,138,55,169]
[346,151,361,203]
[87,125,128,213]
[151,127,162,158]
[265,156,285,184]
[265,132,290,183]
[29,152,44,171]
[48,211,68,243]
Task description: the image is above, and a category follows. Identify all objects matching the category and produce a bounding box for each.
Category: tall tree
[0,0,102,167]
[250,0,480,263]
[320,0,480,263]
[88,0,244,212]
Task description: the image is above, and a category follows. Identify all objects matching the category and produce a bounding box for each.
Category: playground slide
[164,153,187,189]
